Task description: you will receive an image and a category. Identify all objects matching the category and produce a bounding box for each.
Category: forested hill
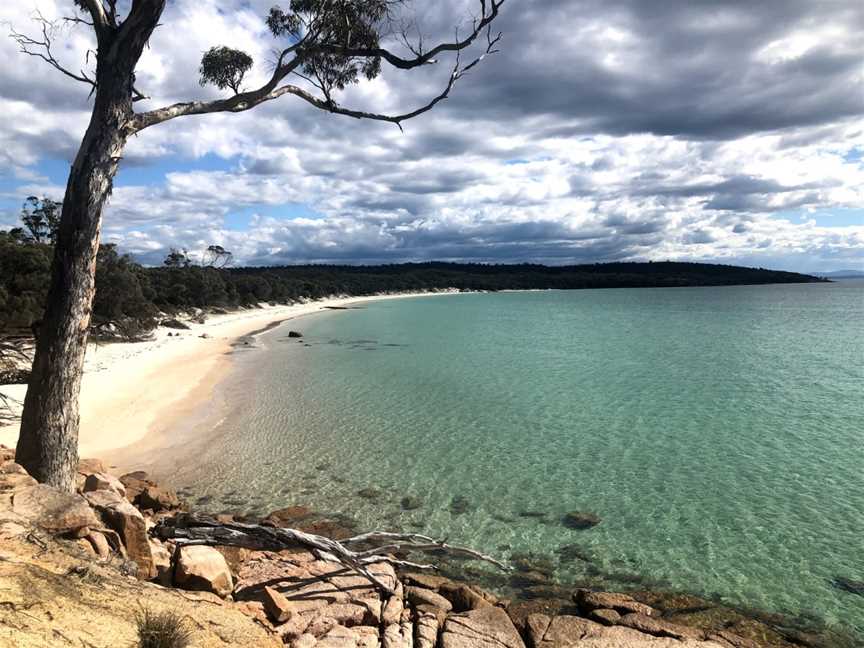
[0,232,825,337]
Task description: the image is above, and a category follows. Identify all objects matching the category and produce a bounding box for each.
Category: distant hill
[0,233,829,338]
[812,270,864,279]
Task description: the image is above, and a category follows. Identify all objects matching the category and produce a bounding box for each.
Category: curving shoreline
[0,291,464,461]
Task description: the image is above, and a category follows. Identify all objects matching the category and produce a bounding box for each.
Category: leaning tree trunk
[16,69,134,492]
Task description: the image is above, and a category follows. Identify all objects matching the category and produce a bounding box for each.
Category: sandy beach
[0,292,445,464]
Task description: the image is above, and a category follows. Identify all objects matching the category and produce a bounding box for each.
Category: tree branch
[9,13,97,90]
[153,515,509,595]
[79,0,110,34]
[316,0,504,70]
[132,21,502,133]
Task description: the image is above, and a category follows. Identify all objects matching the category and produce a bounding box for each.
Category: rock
[138,485,180,512]
[12,484,99,535]
[175,545,234,598]
[406,585,453,611]
[574,590,656,617]
[382,622,411,648]
[263,585,294,623]
[357,488,381,500]
[150,540,172,585]
[450,495,472,515]
[77,458,107,476]
[441,605,526,648]
[416,608,439,648]
[83,472,126,498]
[588,608,621,625]
[324,603,368,626]
[0,445,15,464]
[162,318,190,329]
[118,471,156,504]
[381,590,404,626]
[831,576,864,596]
[288,331,303,338]
[403,572,453,591]
[440,582,495,612]
[0,463,37,494]
[400,496,422,510]
[84,489,155,579]
[317,625,359,648]
[86,530,112,559]
[617,612,705,641]
[292,634,318,648]
[561,511,601,530]
[263,505,313,526]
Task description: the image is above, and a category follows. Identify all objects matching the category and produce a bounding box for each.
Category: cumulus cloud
[0,0,862,272]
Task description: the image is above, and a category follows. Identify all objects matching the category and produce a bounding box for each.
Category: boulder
[77,458,107,476]
[175,545,234,598]
[440,582,494,612]
[12,484,99,535]
[574,590,655,617]
[263,585,294,623]
[84,489,155,579]
[138,485,180,512]
[288,331,303,338]
[83,472,126,498]
[561,511,601,530]
[617,612,705,641]
[406,585,454,611]
[0,463,37,494]
[119,471,156,504]
[162,318,190,329]
[441,605,526,648]
[86,530,112,560]
[416,608,439,648]
[403,572,452,591]
[150,540,173,585]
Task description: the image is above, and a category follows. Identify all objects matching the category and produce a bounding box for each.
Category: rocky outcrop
[441,606,526,648]
[85,489,155,579]
[175,545,234,598]
[575,590,656,617]
[12,484,99,535]
[83,471,127,498]
[137,484,181,512]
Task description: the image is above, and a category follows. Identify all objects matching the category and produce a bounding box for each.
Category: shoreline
[0,290,463,463]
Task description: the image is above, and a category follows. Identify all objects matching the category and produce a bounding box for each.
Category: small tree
[20,197,62,245]
[10,0,504,490]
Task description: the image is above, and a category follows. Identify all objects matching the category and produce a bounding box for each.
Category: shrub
[135,607,193,648]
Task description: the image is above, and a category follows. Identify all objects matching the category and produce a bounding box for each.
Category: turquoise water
[165,281,864,637]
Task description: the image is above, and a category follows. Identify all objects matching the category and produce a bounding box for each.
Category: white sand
[0,292,450,462]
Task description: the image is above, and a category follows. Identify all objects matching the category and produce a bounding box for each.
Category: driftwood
[153,515,509,594]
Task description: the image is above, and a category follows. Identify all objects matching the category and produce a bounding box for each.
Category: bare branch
[315,0,504,70]
[132,20,502,134]
[154,515,509,595]
[9,13,96,90]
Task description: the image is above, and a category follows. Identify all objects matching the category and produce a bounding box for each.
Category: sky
[0,0,862,272]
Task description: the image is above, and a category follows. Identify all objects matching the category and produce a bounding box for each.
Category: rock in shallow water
[832,576,864,597]
[561,511,601,530]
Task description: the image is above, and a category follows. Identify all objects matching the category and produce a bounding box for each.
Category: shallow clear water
[163,281,864,637]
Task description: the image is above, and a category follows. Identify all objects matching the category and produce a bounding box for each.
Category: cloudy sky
[1,0,862,271]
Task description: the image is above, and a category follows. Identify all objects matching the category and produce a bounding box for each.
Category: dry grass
[135,607,193,648]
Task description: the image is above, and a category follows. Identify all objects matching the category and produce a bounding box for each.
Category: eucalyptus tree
[10,0,504,491]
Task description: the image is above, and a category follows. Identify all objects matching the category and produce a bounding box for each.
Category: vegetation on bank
[0,228,825,338]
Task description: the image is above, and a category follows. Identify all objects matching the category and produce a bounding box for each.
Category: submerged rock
[288,331,303,338]
[357,488,381,500]
[450,495,472,515]
[400,496,422,511]
[832,576,864,596]
[562,511,601,530]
